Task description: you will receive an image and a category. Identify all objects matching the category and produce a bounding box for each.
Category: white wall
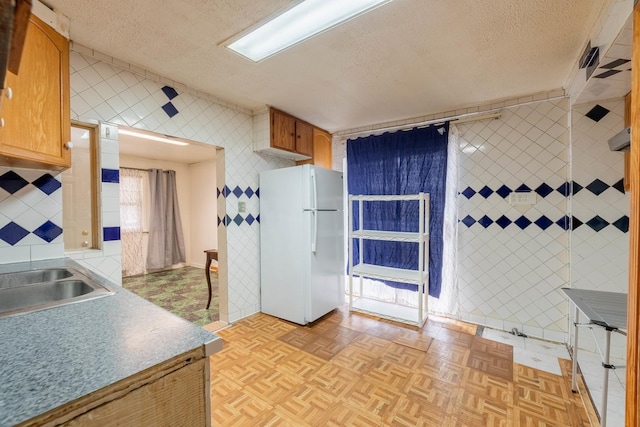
[189,159,218,269]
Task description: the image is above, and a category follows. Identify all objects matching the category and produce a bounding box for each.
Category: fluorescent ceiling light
[118,129,189,146]
[226,0,392,62]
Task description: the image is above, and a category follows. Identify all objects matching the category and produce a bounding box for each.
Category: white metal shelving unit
[348,193,429,326]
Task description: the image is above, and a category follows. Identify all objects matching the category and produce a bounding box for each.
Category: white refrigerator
[259,165,344,325]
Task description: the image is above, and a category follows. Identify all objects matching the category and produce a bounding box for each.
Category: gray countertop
[0,258,222,427]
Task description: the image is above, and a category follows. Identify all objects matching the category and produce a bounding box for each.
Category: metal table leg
[601,328,613,427]
[571,306,579,392]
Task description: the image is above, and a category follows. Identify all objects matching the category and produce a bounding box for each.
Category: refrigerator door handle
[311,169,317,253]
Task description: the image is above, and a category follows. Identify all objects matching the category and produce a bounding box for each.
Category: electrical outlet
[508,192,536,205]
[238,201,246,213]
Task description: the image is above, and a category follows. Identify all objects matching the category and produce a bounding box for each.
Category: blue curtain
[347,124,449,297]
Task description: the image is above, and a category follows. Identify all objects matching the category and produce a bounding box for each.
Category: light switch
[238,201,246,213]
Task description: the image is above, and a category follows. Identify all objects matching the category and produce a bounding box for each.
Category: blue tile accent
[572,181,583,195]
[245,187,254,198]
[515,184,531,192]
[514,216,532,230]
[0,222,29,245]
[224,215,232,226]
[478,186,493,198]
[478,215,493,228]
[535,183,553,198]
[161,85,179,100]
[585,104,610,122]
[586,216,609,232]
[101,169,120,183]
[256,214,260,223]
[161,102,179,118]
[232,186,243,198]
[103,227,121,241]
[223,186,231,197]
[612,216,629,233]
[217,216,221,226]
[233,214,243,226]
[461,215,476,227]
[534,215,553,230]
[495,185,511,198]
[572,216,583,231]
[32,174,62,195]
[556,216,570,231]
[556,182,571,197]
[461,187,476,199]
[0,171,29,194]
[612,178,625,194]
[256,188,260,198]
[245,214,255,225]
[586,179,609,195]
[33,221,63,243]
[495,215,512,229]
[216,188,221,198]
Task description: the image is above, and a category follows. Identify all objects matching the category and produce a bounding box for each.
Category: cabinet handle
[5,87,12,100]
[0,118,4,128]
[65,142,74,149]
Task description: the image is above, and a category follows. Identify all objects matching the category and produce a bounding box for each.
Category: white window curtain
[120,168,145,277]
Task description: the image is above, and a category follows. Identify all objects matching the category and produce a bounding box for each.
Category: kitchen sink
[0,268,113,317]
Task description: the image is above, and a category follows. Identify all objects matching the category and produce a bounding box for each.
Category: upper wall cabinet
[0,14,70,170]
[254,108,315,161]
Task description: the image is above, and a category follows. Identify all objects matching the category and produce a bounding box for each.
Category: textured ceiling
[45,0,604,132]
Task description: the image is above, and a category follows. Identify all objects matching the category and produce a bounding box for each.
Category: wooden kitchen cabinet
[296,126,333,168]
[0,14,70,170]
[270,108,313,157]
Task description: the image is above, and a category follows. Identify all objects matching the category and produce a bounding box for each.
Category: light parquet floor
[210,305,594,426]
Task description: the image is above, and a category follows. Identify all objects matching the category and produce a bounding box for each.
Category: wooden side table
[204,249,218,309]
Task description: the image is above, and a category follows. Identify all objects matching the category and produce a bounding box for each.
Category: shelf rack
[348,193,429,326]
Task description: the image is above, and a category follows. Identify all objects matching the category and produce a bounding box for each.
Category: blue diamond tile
[101,169,119,184]
[515,184,531,192]
[233,214,243,226]
[478,215,493,228]
[217,216,221,226]
[232,186,243,198]
[256,214,260,223]
[461,187,476,199]
[224,215,232,226]
[33,221,63,243]
[535,183,553,198]
[0,222,29,245]
[612,179,625,194]
[556,182,570,197]
[478,186,493,198]
[461,215,476,227]
[585,104,610,122]
[586,179,609,195]
[31,174,62,195]
[495,215,512,229]
[161,102,179,118]
[534,215,553,230]
[216,188,221,198]
[556,216,570,231]
[612,216,629,233]
[245,214,255,225]
[0,171,29,194]
[572,181,583,195]
[572,216,583,230]
[495,185,512,198]
[586,215,609,232]
[256,188,260,198]
[514,216,532,230]
[245,187,254,198]
[161,85,179,100]
[223,186,231,197]
[103,226,121,241]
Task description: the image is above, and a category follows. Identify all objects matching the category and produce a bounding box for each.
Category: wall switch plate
[238,201,246,213]
[508,192,536,205]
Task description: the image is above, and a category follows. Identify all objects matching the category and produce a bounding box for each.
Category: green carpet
[123,266,219,326]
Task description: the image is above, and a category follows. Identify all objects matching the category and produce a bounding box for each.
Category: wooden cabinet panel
[297,127,332,168]
[0,14,70,170]
[271,109,295,151]
[295,120,313,156]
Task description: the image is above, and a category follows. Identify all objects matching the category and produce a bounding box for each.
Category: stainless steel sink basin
[0,268,113,317]
[0,268,72,288]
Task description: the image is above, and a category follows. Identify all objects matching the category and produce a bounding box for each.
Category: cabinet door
[271,109,296,152]
[0,15,70,170]
[295,120,313,157]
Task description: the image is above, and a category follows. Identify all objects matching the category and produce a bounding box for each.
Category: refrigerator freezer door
[304,165,344,211]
